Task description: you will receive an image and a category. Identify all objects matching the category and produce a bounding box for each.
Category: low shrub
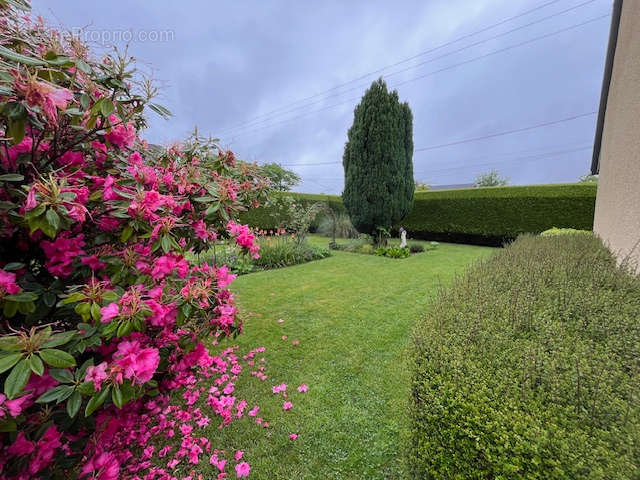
[540,227,592,236]
[374,246,410,259]
[408,243,424,253]
[317,212,359,239]
[410,234,640,479]
[253,237,330,270]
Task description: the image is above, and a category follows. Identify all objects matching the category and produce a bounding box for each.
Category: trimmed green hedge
[410,234,640,479]
[240,184,596,244]
[403,184,596,243]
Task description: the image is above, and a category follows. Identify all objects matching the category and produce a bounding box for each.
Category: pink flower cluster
[227,221,260,259]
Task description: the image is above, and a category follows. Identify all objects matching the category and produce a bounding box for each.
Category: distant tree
[342,78,414,243]
[475,169,509,187]
[259,163,301,191]
[415,180,430,191]
[578,173,599,183]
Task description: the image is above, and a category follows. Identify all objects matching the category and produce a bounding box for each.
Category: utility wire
[219,0,566,134]
[221,0,599,137]
[278,111,596,167]
[298,145,591,192]
[229,14,609,141]
[413,111,597,152]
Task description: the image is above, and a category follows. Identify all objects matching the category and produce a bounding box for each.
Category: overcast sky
[39,0,612,193]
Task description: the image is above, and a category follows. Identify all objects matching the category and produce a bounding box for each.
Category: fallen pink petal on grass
[297,384,308,393]
[235,461,250,478]
[289,433,298,440]
[283,401,293,411]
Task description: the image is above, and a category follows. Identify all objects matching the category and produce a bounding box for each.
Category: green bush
[253,237,330,270]
[317,212,359,239]
[540,227,592,236]
[242,184,596,245]
[410,234,640,479]
[374,246,410,258]
[408,243,424,253]
[239,193,345,232]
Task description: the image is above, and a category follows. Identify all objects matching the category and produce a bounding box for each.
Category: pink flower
[272,383,287,394]
[283,401,293,411]
[100,303,119,323]
[25,186,37,211]
[104,115,136,148]
[235,461,250,478]
[28,425,61,475]
[79,451,119,480]
[0,269,21,296]
[2,394,32,418]
[40,232,85,277]
[57,150,85,168]
[248,406,259,417]
[297,384,308,393]
[234,450,243,461]
[85,362,108,391]
[17,78,72,125]
[7,432,35,456]
[289,433,298,440]
[292,340,299,345]
[114,342,160,385]
[210,455,226,472]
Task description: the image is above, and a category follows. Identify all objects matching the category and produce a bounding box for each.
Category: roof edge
[591,0,624,174]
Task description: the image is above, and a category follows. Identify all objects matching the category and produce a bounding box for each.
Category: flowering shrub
[0,3,277,478]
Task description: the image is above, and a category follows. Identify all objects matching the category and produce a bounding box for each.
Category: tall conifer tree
[342,79,414,238]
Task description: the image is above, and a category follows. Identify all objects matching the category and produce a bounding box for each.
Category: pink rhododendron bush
[0,3,292,478]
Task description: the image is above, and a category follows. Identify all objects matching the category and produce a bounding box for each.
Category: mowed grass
[198,236,494,479]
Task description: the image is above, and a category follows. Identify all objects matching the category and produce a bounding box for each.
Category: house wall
[593,0,640,272]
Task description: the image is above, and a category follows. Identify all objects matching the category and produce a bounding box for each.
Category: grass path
[207,237,493,479]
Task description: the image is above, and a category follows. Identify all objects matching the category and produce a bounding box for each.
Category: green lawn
[199,236,493,479]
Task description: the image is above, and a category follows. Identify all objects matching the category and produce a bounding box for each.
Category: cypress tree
[342,78,414,240]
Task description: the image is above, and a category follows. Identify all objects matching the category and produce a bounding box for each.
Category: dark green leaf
[35,384,73,403]
[39,349,76,368]
[4,358,30,399]
[111,386,124,408]
[41,330,76,348]
[28,354,44,376]
[0,174,24,182]
[48,368,74,384]
[0,352,23,374]
[5,291,37,303]
[85,386,110,416]
[67,390,82,418]
[45,209,60,231]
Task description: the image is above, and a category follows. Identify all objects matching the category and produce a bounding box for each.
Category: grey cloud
[40,0,612,193]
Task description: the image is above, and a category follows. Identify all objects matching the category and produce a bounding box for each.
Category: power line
[278,111,596,167]
[229,14,609,141]
[220,0,600,137]
[297,145,591,182]
[219,0,567,135]
[296,145,592,192]
[414,111,597,152]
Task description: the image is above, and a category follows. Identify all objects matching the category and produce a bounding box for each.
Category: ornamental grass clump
[0,3,303,478]
[410,234,640,479]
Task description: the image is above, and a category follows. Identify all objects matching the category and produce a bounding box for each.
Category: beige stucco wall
[593,0,640,272]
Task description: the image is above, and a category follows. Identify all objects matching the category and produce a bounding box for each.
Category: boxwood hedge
[240,184,596,245]
[410,234,640,479]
